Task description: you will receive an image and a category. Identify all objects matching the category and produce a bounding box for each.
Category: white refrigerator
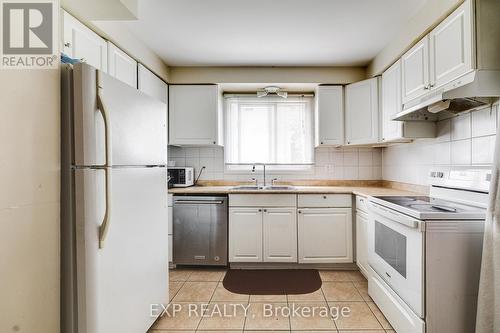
[61,63,169,333]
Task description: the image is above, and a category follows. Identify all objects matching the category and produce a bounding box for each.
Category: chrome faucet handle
[271,178,278,185]
[250,177,258,186]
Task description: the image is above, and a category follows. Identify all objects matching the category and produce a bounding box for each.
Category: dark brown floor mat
[222,269,322,295]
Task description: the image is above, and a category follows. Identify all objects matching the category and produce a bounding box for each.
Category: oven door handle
[368,202,422,230]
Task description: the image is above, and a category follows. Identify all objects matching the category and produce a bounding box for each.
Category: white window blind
[225,96,314,167]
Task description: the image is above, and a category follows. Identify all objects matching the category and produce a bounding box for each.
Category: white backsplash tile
[331,150,344,165]
[168,145,382,181]
[358,166,373,180]
[358,149,373,166]
[435,119,451,142]
[171,157,185,167]
[168,108,496,185]
[472,135,496,165]
[451,113,471,141]
[472,107,497,137]
[199,147,216,158]
[184,147,200,158]
[383,107,496,186]
[451,139,471,165]
[433,142,451,165]
[343,166,359,180]
[343,150,359,166]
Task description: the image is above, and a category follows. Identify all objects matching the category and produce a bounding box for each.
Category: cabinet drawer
[356,195,368,213]
[229,194,296,207]
[298,194,351,208]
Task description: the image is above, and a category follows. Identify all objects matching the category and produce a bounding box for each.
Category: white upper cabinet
[107,42,138,88]
[429,0,473,89]
[401,36,430,103]
[61,10,108,72]
[382,60,436,141]
[138,64,168,103]
[345,77,380,145]
[263,208,297,263]
[315,86,344,146]
[169,85,221,146]
[382,60,403,141]
[401,0,474,105]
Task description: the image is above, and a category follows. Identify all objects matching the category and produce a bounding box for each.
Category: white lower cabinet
[229,208,263,262]
[263,208,297,262]
[356,211,369,276]
[298,208,353,263]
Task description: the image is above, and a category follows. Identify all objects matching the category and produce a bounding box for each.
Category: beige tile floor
[149,268,394,333]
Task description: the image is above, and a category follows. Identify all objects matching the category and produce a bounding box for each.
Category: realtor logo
[1,0,58,69]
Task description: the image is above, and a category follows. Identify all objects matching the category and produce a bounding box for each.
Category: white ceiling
[124,0,427,67]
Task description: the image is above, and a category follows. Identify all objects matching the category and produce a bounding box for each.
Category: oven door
[367,201,425,318]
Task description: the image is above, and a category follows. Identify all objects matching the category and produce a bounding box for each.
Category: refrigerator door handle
[96,71,113,249]
[98,167,112,249]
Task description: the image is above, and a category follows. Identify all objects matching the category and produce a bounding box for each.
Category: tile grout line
[194,274,220,332]
[320,277,339,332]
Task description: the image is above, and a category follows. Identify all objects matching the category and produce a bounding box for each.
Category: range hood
[393,70,500,121]
[393,0,500,122]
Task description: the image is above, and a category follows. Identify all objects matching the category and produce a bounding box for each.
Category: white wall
[0,70,60,332]
[169,66,366,84]
[383,105,498,185]
[367,0,463,76]
[168,146,382,182]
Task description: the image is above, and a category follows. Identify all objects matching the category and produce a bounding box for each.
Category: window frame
[223,95,315,173]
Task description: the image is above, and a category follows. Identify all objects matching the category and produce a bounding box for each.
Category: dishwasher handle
[175,200,224,205]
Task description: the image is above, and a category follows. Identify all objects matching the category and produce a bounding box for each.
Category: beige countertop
[168,185,421,197]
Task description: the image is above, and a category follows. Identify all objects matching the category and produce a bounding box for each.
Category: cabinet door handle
[430,83,435,88]
[298,210,302,214]
[64,42,71,47]
[323,195,327,199]
[258,209,262,212]
[263,209,267,213]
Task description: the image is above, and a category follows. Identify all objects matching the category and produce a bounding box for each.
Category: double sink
[231,185,296,191]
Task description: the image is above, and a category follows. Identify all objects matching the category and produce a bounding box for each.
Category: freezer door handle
[97,71,113,249]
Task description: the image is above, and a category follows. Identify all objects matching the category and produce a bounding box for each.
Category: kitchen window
[224,96,314,170]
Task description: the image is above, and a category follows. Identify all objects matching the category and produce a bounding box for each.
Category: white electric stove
[366,169,491,333]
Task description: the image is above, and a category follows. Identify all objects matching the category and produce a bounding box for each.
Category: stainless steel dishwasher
[173,196,228,266]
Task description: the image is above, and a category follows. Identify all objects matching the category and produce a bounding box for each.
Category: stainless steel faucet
[251,163,267,187]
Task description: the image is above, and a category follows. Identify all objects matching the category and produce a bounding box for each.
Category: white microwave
[167,167,194,187]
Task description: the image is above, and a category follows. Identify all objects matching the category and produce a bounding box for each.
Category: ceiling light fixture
[257,86,288,98]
